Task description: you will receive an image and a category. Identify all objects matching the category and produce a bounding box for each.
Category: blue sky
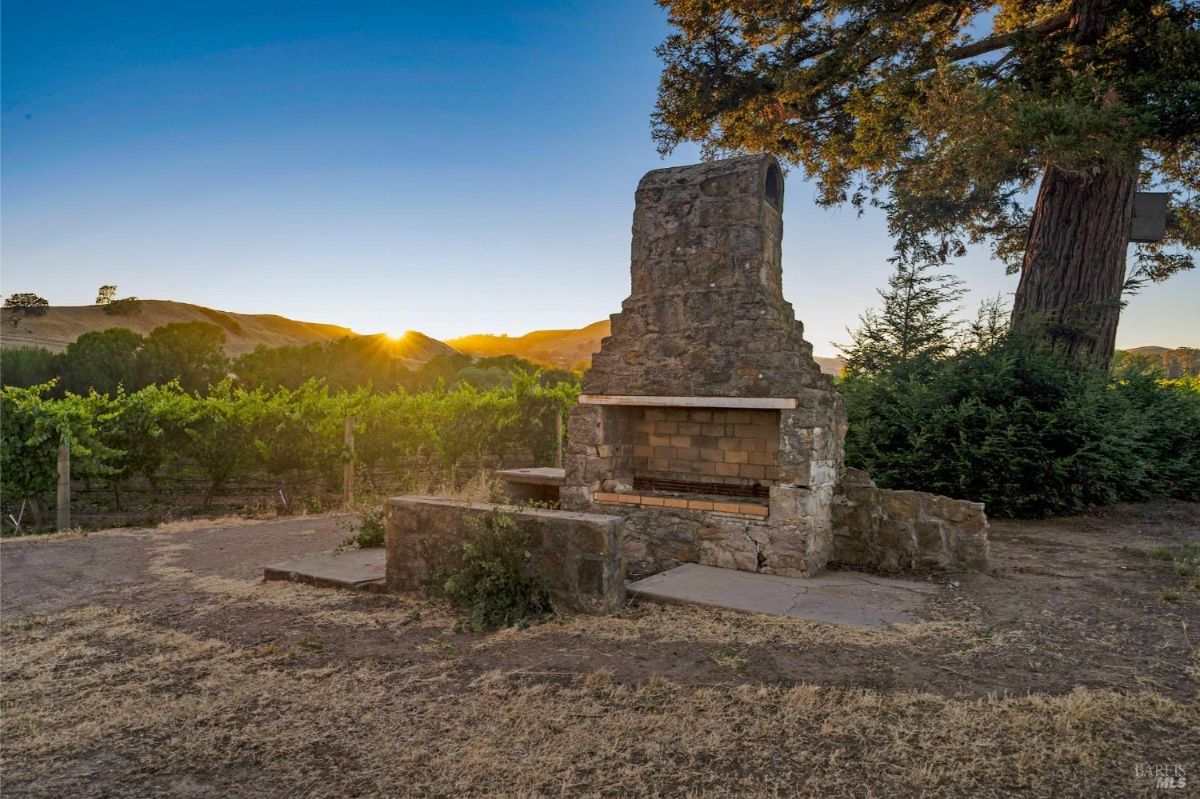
[2,1,1196,352]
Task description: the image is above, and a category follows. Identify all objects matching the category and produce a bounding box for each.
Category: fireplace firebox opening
[628,406,779,496]
[585,405,779,516]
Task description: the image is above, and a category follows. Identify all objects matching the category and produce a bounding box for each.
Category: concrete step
[628,563,938,629]
[264,548,386,591]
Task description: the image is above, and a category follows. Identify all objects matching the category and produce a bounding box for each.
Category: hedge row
[1,373,576,524]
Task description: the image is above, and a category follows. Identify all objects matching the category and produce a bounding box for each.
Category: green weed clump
[1150,543,1200,596]
[343,501,386,549]
[436,511,552,631]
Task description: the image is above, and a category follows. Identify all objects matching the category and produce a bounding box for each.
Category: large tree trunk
[1010,162,1136,365]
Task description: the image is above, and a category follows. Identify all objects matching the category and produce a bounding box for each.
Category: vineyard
[0,373,577,532]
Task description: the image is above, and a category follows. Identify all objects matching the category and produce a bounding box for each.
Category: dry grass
[5,504,1197,797]
[3,605,1195,799]
[396,469,507,504]
[1,513,342,546]
[476,597,1013,656]
[0,299,355,355]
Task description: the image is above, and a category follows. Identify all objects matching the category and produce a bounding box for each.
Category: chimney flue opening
[765,163,783,211]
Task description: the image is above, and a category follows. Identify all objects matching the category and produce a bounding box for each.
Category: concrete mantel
[578,395,799,410]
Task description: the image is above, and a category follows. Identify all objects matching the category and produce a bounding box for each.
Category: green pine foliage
[652,1,1200,280]
[840,265,1200,517]
[839,263,966,376]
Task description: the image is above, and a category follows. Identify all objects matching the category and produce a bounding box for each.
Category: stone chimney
[583,154,830,398]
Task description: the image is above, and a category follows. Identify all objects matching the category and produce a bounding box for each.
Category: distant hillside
[813,356,845,376]
[1,300,360,357]
[449,320,846,376]
[449,320,612,370]
[1120,346,1200,377]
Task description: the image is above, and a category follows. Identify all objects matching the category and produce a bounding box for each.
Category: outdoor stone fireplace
[388,154,988,615]
[559,154,989,580]
[560,155,847,578]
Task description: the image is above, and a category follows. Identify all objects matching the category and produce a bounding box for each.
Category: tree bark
[1010,162,1136,365]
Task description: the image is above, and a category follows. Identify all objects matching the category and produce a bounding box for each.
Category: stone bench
[385,495,623,614]
[495,467,565,504]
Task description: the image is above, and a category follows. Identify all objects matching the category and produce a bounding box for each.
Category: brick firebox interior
[629,408,780,495]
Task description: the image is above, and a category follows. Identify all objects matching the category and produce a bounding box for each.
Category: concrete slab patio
[628,563,939,628]
[263,547,385,591]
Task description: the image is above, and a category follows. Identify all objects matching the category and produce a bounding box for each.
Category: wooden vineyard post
[56,438,71,532]
[554,409,563,469]
[342,416,355,508]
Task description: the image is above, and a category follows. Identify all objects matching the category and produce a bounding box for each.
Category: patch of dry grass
[3,605,1194,798]
[476,599,1018,662]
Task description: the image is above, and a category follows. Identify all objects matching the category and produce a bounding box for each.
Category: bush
[104,297,142,316]
[436,511,552,631]
[343,500,386,548]
[838,261,1200,518]
[841,337,1200,517]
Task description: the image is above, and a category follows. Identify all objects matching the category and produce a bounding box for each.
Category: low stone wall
[831,469,989,572]
[385,496,625,614]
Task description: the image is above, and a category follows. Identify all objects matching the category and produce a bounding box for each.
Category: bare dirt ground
[2,502,1197,798]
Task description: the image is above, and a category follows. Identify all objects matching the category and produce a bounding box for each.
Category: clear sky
[2,0,1196,353]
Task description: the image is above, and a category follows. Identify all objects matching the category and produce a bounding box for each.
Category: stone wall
[831,469,989,572]
[585,503,776,579]
[385,496,625,615]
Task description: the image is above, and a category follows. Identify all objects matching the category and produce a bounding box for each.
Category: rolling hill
[449,320,847,375]
[1,300,361,357]
[448,320,612,370]
[1121,346,1200,377]
[8,299,1179,378]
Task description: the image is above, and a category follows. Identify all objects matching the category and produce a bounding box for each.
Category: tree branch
[944,9,1073,62]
